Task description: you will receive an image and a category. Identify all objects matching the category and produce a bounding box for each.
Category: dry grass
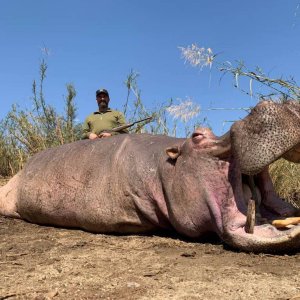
[270,159,300,208]
[178,44,215,69]
[0,177,9,186]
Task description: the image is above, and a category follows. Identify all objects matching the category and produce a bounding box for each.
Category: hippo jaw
[223,220,300,253]
[218,164,300,252]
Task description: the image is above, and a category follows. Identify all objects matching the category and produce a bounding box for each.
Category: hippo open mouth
[217,100,300,252]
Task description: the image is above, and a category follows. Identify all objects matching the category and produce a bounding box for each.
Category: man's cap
[96,88,109,97]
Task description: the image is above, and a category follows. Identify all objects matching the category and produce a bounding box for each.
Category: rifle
[99,116,153,135]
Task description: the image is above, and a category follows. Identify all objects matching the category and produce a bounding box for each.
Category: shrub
[0,59,80,177]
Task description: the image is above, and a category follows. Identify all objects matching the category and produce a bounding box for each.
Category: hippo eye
[191,132,205,143]
[191,132,204,138]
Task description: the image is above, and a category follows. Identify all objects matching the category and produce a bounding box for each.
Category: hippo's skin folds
[1,100,300,253]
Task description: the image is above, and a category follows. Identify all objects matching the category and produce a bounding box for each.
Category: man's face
[96,93,109,110]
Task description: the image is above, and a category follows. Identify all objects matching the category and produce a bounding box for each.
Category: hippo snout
[230,100,300,175]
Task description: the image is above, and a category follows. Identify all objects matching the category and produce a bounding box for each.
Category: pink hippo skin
[1,100,300,253]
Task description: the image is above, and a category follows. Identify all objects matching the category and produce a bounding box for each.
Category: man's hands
[98,132,112,138]
[88,132,112,140]
[88,133,98,140]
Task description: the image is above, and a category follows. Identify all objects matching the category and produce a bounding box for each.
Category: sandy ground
[1,179,300,300]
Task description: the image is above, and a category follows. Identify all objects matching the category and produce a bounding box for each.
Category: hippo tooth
[272,217,300,228]
[245,199,256,234]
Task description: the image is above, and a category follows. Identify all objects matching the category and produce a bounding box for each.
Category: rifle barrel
[101,116,153,134]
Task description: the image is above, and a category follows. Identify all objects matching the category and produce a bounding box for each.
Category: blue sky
[1,0,299,136]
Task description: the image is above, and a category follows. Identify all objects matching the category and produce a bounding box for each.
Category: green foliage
[123,69,172,135]
[0,59,80,177]
[219,61,300,101]
[122,69,202,137]
[179,44,300,101]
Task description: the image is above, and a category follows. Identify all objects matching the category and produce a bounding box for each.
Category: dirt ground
[1,180,300,300]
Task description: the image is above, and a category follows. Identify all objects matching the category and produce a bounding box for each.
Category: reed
[0,60,79,177]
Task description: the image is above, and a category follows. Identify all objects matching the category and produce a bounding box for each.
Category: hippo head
[166,100,300,252]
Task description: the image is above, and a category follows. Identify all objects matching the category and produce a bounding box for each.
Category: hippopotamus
[1,100,300,252]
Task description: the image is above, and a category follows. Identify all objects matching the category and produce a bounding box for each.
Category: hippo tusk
[245,199,256,233]
[272,217,300,228]
[244,176,259,234]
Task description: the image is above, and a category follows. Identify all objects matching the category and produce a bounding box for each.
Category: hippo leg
[0,173,21,218]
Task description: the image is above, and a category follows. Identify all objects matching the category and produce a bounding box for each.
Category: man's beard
[98,101,108,111]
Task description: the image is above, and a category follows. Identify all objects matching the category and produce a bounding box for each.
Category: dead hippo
[1,100,300,252]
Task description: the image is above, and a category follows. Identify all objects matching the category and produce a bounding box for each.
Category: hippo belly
[15,136,173,233]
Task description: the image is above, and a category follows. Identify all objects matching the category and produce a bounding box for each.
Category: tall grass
[123,69,202,137]
[0,59,80,177]
[179,43,300,101]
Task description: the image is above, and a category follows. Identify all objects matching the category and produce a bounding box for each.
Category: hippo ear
[166,146,181,160]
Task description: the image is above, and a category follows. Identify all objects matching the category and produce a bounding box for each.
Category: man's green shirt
[82,109,128,139]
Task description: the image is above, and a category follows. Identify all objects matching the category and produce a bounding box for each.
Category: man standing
[82,88,128,140]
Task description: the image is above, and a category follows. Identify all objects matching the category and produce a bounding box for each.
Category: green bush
[0,59,80,177]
